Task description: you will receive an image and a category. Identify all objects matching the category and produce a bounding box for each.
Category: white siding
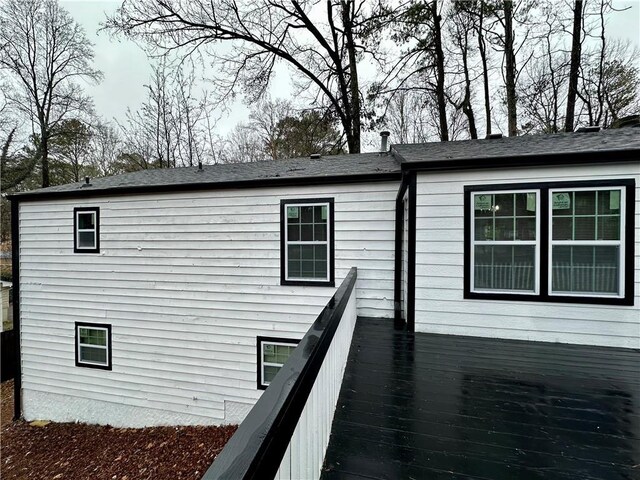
[415,164,640,348]
[19,181,398,426]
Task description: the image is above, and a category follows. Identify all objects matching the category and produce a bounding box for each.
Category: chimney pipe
[198,160,203,171]
[81,176,91,187]
[380,131,390,152]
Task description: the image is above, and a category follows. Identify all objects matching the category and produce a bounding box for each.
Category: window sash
[76,211,97,249]
[470,190,540,294]
[77,326,109,366]
[548,187,625,298]
[284,202,330,282]
[261,340,297,387]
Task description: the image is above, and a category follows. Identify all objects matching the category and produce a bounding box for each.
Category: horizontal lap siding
[415,165,640,348]
[19,182,397,426]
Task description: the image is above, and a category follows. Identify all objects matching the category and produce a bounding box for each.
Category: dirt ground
[0,380,237,480]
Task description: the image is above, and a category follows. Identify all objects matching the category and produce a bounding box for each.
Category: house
[8,127,639,429]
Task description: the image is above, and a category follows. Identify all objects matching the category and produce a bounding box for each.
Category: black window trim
[464,179,635,306]
[73,206,100,253]
[256,336,300,390]
[280,198,335,287]
[75,321,112,370]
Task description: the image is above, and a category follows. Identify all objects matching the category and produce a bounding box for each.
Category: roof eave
[8,170,402,202]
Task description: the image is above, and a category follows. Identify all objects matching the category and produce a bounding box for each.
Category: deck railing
[203,267,358,480]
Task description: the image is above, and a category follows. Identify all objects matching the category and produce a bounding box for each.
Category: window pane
[552,217,573,240]
[263,344,277,363]
[474,218,493,241]
[301,260,315,277]
[300,224,313,241]
[288,245,301,260]
[474,245,535,292]
[288,259,301,278]
[552,246,619,294]
[78,212,95,230]
[263,365,280,384]
[78,231,95,248]
[473,194,493,217]
[301,206,313,223]
[314,205,327,224]
[515,193,536,216]
[79,328,106,346]
[314,224,327,241]
[515,217,536,241]
[80,346,107,364]
[574,217,595,240]
[575,191,596,215]
[287,224,299,241]
[314,245,327,262]
[598,190,620,214]
[494,194,514,216]
[287,206,300,223]
[275,344,295,363]
[598,216,620,240]
[301,245,314,260]
[494,218,514,241]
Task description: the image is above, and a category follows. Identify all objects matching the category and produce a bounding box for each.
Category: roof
[10,152,401,200]
[10,128,640,201]
[392,127,640,167]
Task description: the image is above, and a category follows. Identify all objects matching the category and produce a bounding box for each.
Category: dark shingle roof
[12,152,401,199]
[392,127,640,165]
[11,128,639,201]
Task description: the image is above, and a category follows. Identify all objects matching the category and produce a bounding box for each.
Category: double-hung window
[281,198,334,286]
[75,322,112,370]
[257,336,299,389]
[74,207,100,253]
[465,180,634,305]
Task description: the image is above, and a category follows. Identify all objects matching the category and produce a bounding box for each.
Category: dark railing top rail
[203,267,358,480]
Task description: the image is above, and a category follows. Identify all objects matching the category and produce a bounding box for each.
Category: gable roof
[10,152,401,200]
[392,127,640,169]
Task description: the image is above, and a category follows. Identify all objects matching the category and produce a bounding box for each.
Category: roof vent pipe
[380,131,390,152]
[82,176,91,187]
[576,125,601,133]
[198,160,203,171]
[486,133,503,140]
[310,153,321,159]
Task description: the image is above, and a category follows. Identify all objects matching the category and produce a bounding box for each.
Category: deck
[322,317,640,480]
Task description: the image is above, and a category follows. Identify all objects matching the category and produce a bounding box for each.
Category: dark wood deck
[322,317,640,480]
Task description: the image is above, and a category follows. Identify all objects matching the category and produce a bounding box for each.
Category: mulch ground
[1,380,238,480]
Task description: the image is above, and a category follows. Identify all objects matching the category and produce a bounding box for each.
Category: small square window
[75,322,111,370]
[257,336,299,389]
[74,207,100,253]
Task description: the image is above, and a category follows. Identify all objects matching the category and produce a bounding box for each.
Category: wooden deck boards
[322,317,640,480]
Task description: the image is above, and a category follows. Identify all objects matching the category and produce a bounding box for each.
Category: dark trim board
[279,198,335,287]
[74,322,113,370]
[10,199,21,420]
[393,177,408,328]
[463,179,635,306]
[399,148,640,172]
[11,172,402,202]
[407,173,417,332]
[256,336,301,390]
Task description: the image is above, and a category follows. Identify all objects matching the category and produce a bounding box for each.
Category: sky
[63,0,640,150]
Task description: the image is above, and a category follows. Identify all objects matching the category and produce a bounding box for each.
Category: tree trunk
[40,128,50,188]
[564,0,583,132]
[431,0,448,141]
[461,29,478,139]
[342,0,361,153]
[478,0,491,135]
[503,0,517,136]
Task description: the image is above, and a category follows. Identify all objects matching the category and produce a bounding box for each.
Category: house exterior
[9,127,639,428]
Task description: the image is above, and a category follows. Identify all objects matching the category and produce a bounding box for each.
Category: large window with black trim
[75,322,112,370]
[74,207,100,253]
[280,198,334,286]
[464,180,635,305]
[257,336,299,390]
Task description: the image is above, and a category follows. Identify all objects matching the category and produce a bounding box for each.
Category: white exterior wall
[19,181,398,427]
[415,164,640,348]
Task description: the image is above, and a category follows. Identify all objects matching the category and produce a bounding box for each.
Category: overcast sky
[64,0,640,148]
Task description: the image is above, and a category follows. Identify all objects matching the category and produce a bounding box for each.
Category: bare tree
[106,0,370,153]
[564,0,584,132]
[0,0,102,187]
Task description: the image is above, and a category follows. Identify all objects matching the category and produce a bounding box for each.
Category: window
[257,336,299,389]
[75,322,111,370]
[465,180,634,305]
[281,198,334,286]
[74,207,99,253]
